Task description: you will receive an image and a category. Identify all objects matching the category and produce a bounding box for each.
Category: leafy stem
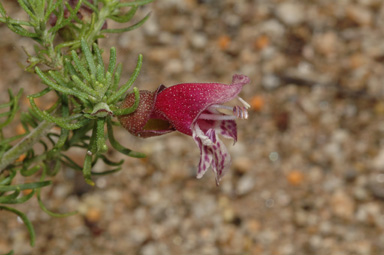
[0,120,54,172]
[0,0,154,251]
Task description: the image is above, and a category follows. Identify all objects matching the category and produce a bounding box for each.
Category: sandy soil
[1,0,384,254]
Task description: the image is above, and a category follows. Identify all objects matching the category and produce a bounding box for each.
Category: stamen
[208,104,234,111]
[200,106,248,120]
[199,114,237,121]
[233,106,248,119]
[238,97,251,109]
[203,100,249,121]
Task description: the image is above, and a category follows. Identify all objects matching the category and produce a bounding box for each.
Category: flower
[154,74,250,185]
[119,74,250,185]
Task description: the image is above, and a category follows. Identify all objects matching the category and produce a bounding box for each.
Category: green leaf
[82,0,98,13]
[33,0,46,19]
[0,89,23,129]
[117,0,154,7]
[20,164,42,177]
[96,119,107,153]
[35,67,90,100]
[49,0,64,33]
[60,154,83,171]
[71,50,91,82]
[107,54,142,104]
[0,2,7,17]
[102,12,151,34]
[109,6,137,23]
[91,167,121,175]
[44,0,59,22]
[54,96,70,149]
[110,63,122,93]
[17,0,38,23]
[0,134,27,147]
[82,121,99,185]
[83,153,94,186]
[0,181,51,192]
[71,75,97,96]
[96,64,105,83]
[81,38,96,78]
[0,206,36,246]
[45,160,61,176]
[0,169,16,185]
[0,189,20,203]
[55,40,80,52]
[0,17,32,26]
[107,47,116,74]
[112,87,140,116]
[93,43,105,75]
[0,189,35,204]
[29,100,90,130]
[106,118,145,158]
[6,23,40,40]
[37,188,77,217]
[98,154,124,166]
[0,249,14,255]
[50,0,83,33]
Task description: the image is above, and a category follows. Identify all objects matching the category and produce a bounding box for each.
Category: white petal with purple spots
[192,126,213,178]
[216,120,237,143]
[192,123,232,185]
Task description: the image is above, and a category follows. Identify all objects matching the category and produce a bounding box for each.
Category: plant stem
[86,5,109,45]
[0,120,55,172]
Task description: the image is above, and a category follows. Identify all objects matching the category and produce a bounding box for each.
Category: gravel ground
[2,0,384,254]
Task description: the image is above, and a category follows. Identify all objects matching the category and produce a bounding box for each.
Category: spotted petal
[155,74,250,135]
[192,123,231,185]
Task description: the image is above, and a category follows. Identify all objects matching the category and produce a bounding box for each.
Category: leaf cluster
[0,0,152,70]
[0,0,154,252]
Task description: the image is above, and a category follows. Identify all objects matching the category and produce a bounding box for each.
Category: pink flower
[155,74,250,184]
[119,74,250,185]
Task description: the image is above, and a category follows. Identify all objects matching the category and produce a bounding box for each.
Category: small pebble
[276,2,305,25]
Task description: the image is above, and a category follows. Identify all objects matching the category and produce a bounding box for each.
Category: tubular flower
[118,74,250,185]
[154,74,250,185]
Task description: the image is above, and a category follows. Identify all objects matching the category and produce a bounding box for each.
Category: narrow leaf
[0,206,36,246]
[93,43,105,74]
[0,181,51,192]
[102,13,150,34]
[0,189,35,204]
[0,2,7,17]
[112,87,140,116]
[81,38,96,77]
[37,189,77,217]
[71,50,91,82]
[107,54,142,104]
[35,67,90,99]
[117,0,154,7]
[109,6,137,23]
[110,63,122,93]
[106,118,145,158]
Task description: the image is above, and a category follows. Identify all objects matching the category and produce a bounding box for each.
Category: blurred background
[1,0,384,254]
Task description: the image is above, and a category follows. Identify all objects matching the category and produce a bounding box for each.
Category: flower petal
[154,74,250,135]
[193,136,213,179]
[217,120,237,144]
[206,129,231,185]
[192,123,231,185]
[192,124,213,178]
[196,114,237,143]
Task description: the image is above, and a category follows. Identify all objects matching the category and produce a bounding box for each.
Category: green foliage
[0,0,153,251]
